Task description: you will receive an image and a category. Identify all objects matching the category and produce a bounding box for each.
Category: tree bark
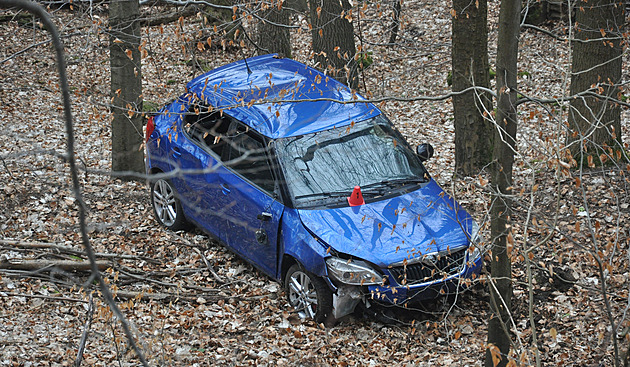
[110,0,144,175]
[568,0,624,163]
[452,0,493,177]
[0,259,109,272]
[388,0,401,44]
[486,0,520,366]
[257,0,292,58]
[308,0,358,89]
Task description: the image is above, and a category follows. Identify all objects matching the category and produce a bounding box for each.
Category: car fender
[280,208,329,278]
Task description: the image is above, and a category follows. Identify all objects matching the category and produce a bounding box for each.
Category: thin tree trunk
[568,0,624,164]
[452,0,493,177]
[110,0,144,175]
[257,0,292,58]
[388,0,401,44]
[486,0,520,366]
[308,0,358,88]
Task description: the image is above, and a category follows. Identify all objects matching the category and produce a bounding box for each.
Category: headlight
[325,257,383,285]
[467,246,481,262]
[466,220,482,265]
[468,220,480,244]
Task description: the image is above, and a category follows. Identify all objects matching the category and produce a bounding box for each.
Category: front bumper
[329,255,482,318]
[368,256,483,305]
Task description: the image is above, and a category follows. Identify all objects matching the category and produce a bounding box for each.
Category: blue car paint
[186,54,380,138]
[217,171,284,277]
[145,99,187,174]
[280,209,330,279]
[297,180,474,267]
[146,55,482,314]
[176,151,232,244]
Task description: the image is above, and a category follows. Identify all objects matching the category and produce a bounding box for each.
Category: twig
[75,294,94,367]
[167,232,226,284]
[113,264,227,293]
[0,154,15,178]
[192,247,225,284]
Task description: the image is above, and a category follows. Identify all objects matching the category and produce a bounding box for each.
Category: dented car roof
[185,54,380,139]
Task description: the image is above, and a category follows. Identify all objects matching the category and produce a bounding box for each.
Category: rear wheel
[151,178,189,231]
[285,264,332,323]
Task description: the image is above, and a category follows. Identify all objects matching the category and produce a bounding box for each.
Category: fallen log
[0,259,109,272]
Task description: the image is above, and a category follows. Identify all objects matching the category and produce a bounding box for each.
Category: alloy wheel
[287,269,319,319]
[152,179,177,227]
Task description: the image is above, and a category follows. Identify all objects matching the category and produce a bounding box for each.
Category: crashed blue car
[145,54,482,322]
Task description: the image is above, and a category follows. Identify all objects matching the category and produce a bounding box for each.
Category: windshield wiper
[294,191,351,201]
[361,177,428,193]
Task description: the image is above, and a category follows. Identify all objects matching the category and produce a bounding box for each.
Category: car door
[171,109,232,242]
[219,122,284,277]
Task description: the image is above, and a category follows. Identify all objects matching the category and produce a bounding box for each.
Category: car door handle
[171,147,181,158]
[221,183,230,195]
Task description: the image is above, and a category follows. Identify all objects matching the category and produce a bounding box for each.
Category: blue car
[145,54,482,322]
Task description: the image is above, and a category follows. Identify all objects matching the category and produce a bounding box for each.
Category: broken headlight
[325,257,383,286]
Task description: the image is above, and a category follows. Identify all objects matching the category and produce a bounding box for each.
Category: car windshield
[275,114,428,207]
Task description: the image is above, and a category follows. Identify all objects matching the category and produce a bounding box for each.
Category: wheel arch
[280,254,298,285]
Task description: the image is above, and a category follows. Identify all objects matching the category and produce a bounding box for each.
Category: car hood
[297,180,474,268]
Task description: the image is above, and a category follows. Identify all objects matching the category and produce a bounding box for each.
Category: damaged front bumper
[328,255,483,318]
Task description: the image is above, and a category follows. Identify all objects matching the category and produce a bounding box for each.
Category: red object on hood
[348,186,365,207]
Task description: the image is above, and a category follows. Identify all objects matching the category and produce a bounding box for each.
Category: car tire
[150,178,189,231]
[285,264,332,323]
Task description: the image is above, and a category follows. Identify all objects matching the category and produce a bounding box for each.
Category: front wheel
[285,264,332,323]
[151,178,189,231]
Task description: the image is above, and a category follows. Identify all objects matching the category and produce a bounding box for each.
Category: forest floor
[1,1,630,366]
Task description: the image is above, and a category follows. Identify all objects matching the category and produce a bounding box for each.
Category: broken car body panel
[297,180,473,268]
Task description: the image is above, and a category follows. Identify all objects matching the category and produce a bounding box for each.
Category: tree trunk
[486,0,519,366]
[257,0,292,58]
[110,0,144,175]
[452,0,493,177]
[388,0,401,45]
[308,0,358,89]
[568,0,624,164]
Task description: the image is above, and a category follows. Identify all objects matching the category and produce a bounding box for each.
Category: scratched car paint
[145,54,482,322]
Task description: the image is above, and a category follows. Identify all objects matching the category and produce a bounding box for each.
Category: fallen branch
[0,239,161,264]
[168,232,226,284]
[192,247,226,284]
[113,290,270,303]
[0,292,89,303]
[75,294,94,367]
[0,259,109,272]
[140,6,202,27]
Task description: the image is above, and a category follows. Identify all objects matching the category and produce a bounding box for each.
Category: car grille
[388,248,468,285]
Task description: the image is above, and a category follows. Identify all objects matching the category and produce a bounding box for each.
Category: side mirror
[416,143,434,162]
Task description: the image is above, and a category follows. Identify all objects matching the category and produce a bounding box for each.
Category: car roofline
[184,54,380,139]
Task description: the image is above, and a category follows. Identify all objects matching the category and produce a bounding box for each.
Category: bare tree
[110,0,144,175]
[452,0,493,177]
[257,0,292,58]
[568,0,625,164]
[485,0,520,365]
[308,0,358,88]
